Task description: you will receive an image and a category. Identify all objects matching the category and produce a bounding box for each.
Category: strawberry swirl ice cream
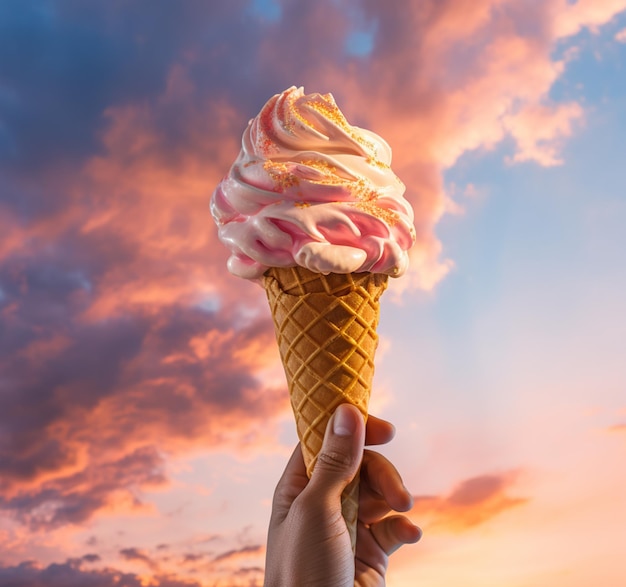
[210,86,415,280]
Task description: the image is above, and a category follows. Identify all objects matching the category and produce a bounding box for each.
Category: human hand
[264,404,421,587]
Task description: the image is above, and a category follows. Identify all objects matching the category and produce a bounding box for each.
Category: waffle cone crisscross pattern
[264,266,388,550]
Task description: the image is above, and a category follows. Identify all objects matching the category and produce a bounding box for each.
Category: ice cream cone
[264,265,388,551]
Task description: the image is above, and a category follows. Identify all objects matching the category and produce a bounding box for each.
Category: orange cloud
[608,423,626,433]
[0,301,288,523]
[211,544,264,565]
[78,91,246,322]
[411,471,529,532]
[257,0,623,292]
[0,64,293,534]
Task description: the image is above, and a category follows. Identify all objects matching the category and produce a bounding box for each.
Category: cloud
[0,72,288,527]
[504,102,584,166]
[0,0,263,179]
[554,0,626,37]
[0,559,203,587]
[0,292,286,522]
[1,0,624,562]
[203,544,265,587]
[100,537,266,584]
[353,0,585,172]
[0,446,166,530]
[411,471,529,532]
[119,547,159,570]
[180,553,205,565]
[251,0,622,290]
[607,423,626,433]
[211,544,264,564]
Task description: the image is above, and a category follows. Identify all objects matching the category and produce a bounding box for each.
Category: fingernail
[333,404,357,436]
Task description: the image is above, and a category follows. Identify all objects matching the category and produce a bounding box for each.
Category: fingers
[365,415,395,447]
[270,443,309,524]
[359,450,413,524]
[369,515,422,556]
[306,404,366,497]
[355,516,422,580]
[272,408,391,522]
[272,408,409,538]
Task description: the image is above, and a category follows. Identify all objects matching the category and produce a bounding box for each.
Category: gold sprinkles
[366,156,390,170]
[307,95,349,129]
[298,159,338,175]
[288,92,377,154]
[351,200,400,226]
[307,97,377,153]
[263,160,300,191]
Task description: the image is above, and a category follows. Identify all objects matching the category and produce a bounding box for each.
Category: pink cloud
[607,423,626,433]
[504,102,585,166]
[211,544,264,564]
[252,0,623,290]
[1,447,167,529]
[0,66,293,534]
[553,0,626,37]
[0,295,288,523]
[411,470,529,532]
[103,536,266,585]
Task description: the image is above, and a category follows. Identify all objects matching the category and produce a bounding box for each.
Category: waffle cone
[264,266,388,550]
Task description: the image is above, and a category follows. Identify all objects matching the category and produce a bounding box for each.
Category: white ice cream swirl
[211,86,415,280]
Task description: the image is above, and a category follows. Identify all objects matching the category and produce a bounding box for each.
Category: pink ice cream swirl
[210,86,416,280]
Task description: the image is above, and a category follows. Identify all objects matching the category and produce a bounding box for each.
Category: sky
[1,1,625,586]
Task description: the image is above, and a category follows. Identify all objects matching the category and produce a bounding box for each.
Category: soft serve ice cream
[210,86,415,280]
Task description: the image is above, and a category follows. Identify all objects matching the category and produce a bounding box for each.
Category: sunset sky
[1,1,625,586]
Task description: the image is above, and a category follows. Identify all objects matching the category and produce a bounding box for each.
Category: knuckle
[316,449,355,473]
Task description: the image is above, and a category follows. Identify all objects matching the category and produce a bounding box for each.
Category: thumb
[307,403,366,497]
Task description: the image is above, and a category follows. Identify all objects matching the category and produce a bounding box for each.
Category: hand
[264,404,422,587]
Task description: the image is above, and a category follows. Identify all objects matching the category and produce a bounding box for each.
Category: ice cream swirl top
[211,86,416,280]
